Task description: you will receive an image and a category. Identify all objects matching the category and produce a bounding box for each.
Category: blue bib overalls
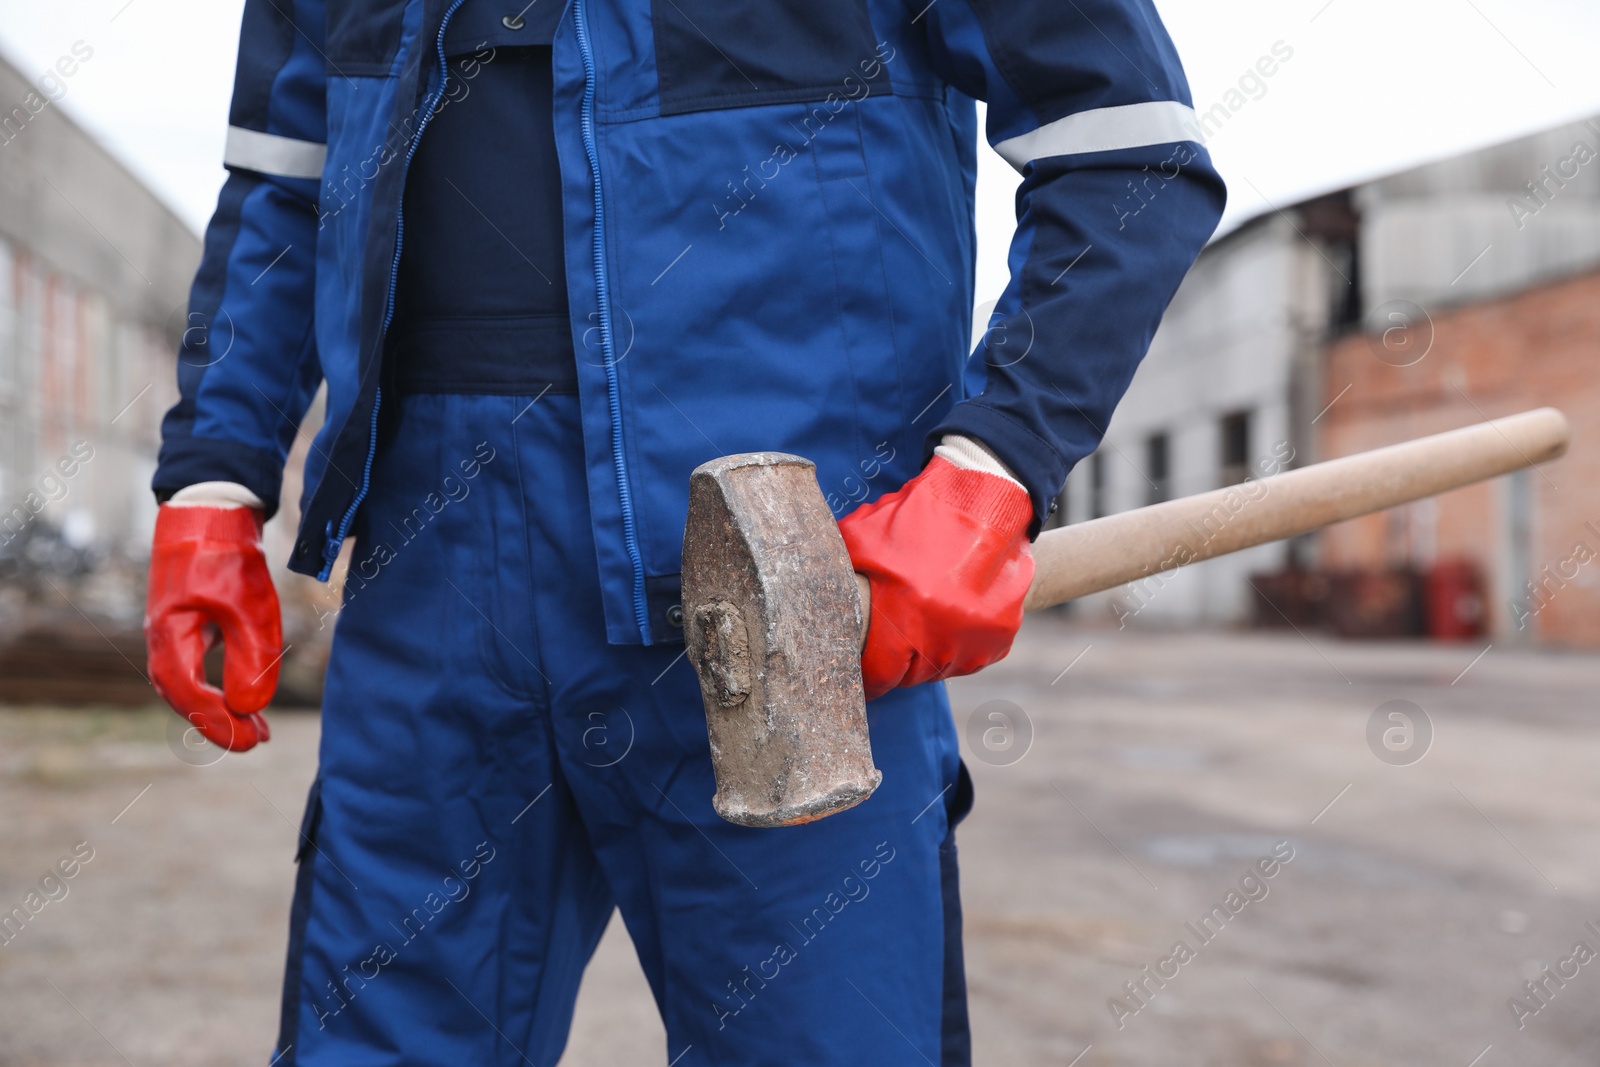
[273,15,973,1065]
[278,390,971,1066]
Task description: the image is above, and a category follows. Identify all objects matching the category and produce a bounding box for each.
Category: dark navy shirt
[389,0,574,394]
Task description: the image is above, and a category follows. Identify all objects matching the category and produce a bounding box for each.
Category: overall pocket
[652,0,888,115]
[326,0,410,75]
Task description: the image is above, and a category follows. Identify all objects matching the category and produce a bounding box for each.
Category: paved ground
[2,618,1599,1065]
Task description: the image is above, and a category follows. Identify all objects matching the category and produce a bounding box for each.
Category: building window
[1145,432,1170,505]
[1089,450,1107,519]
[1220,410,1252,486]
[1329,240,1362,332]
[1299,190,1363,332]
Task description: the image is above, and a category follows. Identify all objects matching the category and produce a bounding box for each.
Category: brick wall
[1318,269,1600,645]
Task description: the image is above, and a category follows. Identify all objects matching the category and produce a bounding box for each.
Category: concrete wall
[0,52,201,616]
[1358,117,1600,311]
[1062,214,1340,627]
[0,55,198,320]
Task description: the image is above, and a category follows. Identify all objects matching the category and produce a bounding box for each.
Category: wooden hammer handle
[1022,407,1569,611]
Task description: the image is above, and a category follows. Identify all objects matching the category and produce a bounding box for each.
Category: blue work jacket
[154,0,1226,645]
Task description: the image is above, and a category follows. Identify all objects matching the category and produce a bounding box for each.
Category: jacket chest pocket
[327,0,410,75]
[652,0,889,115]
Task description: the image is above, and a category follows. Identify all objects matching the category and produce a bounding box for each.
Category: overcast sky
[1,0,1598,304]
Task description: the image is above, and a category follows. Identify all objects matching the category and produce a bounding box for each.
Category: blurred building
[1063,114,1600,645]
[0,51,198,620]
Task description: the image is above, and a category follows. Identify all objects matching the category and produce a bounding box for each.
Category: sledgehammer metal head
[681,453,880,828]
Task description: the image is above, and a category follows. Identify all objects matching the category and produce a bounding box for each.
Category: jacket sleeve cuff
[927,401,1068,536]
[152,436,287,520]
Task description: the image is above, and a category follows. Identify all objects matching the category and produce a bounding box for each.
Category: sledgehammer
[681,407,1569,828]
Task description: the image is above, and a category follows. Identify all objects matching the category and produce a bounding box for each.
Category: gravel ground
[2,618,1598,1065]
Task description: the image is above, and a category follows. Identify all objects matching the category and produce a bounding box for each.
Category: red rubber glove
[145,504,281,751]
[838,455,1035,700]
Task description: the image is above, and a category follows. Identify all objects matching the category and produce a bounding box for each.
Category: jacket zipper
[318,0,469,581]
[574,0,653,642]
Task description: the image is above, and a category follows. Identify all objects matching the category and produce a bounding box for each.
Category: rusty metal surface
[681,453,880,827]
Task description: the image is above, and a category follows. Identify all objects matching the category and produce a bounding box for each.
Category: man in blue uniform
[144,1,1224,1063]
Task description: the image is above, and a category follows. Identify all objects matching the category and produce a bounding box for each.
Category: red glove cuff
[153,503,264,545]
[912,456,1035,539]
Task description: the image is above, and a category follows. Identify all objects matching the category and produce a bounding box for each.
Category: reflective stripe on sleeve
[993,101,1199,172]
[223,126,327,180]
